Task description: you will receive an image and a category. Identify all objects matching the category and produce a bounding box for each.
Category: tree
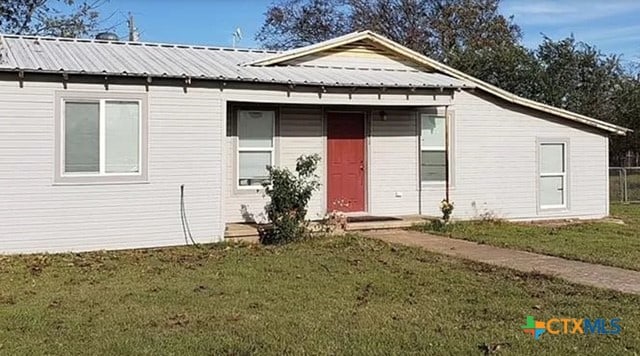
[533,36,622,119]
[256,0,527,95]
[0,0,104,38]
[256,0,350,50]
[349,0,521,63]
[525,36,637,164]
[610,75,640,165]
[257,0,521,62]
[449,42,542,99]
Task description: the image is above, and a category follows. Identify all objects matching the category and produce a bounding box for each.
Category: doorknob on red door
[360,161,364,170]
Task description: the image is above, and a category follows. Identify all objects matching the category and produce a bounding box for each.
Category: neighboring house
[0,31,630,253]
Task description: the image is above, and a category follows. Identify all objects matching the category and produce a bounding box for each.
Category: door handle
[359,161,364,171]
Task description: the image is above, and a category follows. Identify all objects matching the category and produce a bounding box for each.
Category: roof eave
[247,30,630,136]
[0,67,471,90]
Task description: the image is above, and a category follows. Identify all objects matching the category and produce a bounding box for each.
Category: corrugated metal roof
[0,34,471,89]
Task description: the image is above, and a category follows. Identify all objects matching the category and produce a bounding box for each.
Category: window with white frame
[57,95,145,183]
[237,110,275,187]
[539,142,567,208]
[420,114,447,182]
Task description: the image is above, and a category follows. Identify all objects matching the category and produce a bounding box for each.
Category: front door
[327,113,365,212]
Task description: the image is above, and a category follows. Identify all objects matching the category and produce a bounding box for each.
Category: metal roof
[0,34,470,89]
[262,30,631,135]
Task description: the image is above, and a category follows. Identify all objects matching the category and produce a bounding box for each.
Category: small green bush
[440,199,454,222]
[260,154,321,244]
[421,219,455,233]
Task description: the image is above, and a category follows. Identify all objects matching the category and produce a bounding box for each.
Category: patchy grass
[413,204,640,271]
[1,235,639,354]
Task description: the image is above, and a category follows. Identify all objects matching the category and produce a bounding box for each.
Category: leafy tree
[257,0,528,97]
[450,42,542,98]
[527,36,636,163]
[256,0,350,49]
[610,75,640,165]
[533,36,622,118]
[257,0,521,62]
[0,0,105,37]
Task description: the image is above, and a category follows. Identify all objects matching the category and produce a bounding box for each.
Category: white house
[0,31,629,253]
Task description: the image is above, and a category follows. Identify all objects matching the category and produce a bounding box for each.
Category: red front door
[327,113,365,212]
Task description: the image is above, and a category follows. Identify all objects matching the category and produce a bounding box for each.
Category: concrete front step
[224,215,429,241]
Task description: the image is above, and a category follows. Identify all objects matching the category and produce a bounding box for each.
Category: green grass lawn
[414,204,640,271]
[1,235,639,354]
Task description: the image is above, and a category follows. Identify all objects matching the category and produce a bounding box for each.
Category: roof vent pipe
[95,32,119,41]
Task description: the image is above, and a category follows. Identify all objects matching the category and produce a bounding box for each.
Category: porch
[224,214,432,242]
[225,103,452,225]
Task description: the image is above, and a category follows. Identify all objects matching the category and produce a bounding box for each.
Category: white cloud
[502,0,640,58]
[501,0,640,26]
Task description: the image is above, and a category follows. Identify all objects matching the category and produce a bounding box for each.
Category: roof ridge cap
[0,33,279,54]
[0,34,7,65]
[289,63,422,73]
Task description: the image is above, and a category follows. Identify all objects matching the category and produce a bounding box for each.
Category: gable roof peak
[250,30,629,135]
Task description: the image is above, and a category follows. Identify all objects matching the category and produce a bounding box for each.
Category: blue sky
[101,0,640,60]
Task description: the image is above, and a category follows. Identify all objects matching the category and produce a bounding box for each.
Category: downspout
[444,105,450,203]
[417,110,422,215]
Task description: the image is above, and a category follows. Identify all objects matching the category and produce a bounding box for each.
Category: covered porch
[224,99,454,225]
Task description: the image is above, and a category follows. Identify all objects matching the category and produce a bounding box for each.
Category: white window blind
[106,101,140,173]
[64,102,100,173]
[63,100,141,176]
[420,115,447,182]
[237,110,274,187]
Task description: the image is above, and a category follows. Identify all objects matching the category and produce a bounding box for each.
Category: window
[237,110,275,187]
[56,92,147,184]
[539,142,567,208]
[420,114,447,182]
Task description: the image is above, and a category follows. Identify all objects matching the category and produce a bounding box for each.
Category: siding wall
[221,89,453,223]
[0,80,224,254]
[0,78,610,253]
[286,41,422,71]
[280,107,326,219]
[368,110,420,215]
[435,90,609,220]
[224,105,423,222]
[224,90,609,222]
[224,106,325,223]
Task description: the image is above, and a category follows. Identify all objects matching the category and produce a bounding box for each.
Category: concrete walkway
[368,229,640,295]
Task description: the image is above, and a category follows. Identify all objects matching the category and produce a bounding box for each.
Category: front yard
[1,235,639,354]
[414,204,640,271]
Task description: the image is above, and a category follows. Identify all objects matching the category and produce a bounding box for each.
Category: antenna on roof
[128,12,140,42]
[232,27,242,48]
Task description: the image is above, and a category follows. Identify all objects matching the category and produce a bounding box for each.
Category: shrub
[420,219,454,233]
[440,199,454,223]
[260,154,321,244]
[319,209,348,234]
